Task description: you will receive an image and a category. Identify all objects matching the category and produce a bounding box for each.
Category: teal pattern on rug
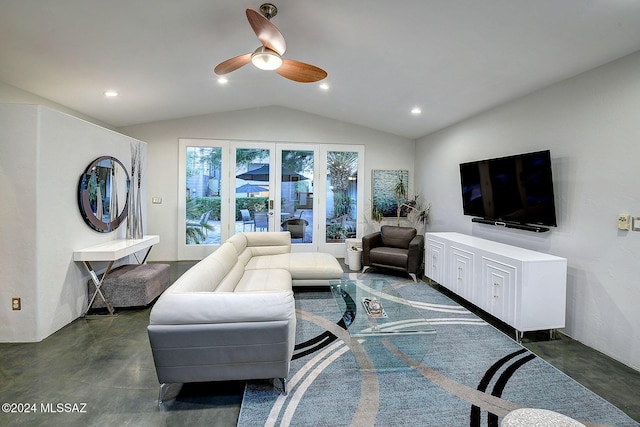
[238,271,639,427]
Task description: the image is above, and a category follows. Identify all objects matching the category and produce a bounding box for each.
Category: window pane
[235,148,270,233]
[326,151,358,242]
[185,146,221,245]
[281,149,314,244]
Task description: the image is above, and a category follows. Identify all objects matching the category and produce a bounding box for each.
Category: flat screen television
[459,150,557,231]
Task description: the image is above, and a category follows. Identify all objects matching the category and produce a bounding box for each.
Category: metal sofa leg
[409,273,417,282]
[158,382,183,406]
[279,378,288,395]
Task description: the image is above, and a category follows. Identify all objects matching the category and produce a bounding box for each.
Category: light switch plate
[152,197,162,204]
[618,213,631,230]
[633,217,640,232]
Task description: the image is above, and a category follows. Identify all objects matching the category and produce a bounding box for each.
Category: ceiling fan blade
[214,53,252,75]
[276,59,328,83]
[246,8,286,56]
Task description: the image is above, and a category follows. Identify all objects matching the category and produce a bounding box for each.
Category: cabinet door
[451,247,474,301]
[481,258,516,325]
[426,238,446,286]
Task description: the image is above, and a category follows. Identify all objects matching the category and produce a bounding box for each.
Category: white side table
[344,238,362,269]
[74,235,160,315]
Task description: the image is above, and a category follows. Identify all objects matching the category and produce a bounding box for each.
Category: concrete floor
[1,260,638,426]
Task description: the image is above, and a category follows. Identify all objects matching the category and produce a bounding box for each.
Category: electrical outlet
[12,297,21,311]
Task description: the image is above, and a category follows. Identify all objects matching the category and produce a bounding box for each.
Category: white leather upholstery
[150,290,295,324]
[244,231,291,251]
[147,231,342,395]
[234,268,292,292]
[246,252,344,281]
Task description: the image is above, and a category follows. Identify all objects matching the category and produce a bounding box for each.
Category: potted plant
[363,200,384,234]
[371,204,383,225]
[394,172,407,226]
[402,194,431,234]
[326,223,348,242]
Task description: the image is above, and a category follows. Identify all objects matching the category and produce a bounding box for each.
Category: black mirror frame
[78,156,130,233]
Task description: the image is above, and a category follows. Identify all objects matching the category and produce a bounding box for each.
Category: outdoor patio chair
[240,209,254,231]
[187,211,211,236]
[281,218,309,242]
[254,212,269,231]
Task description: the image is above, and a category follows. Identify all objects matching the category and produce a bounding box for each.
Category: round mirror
[78,156,130,232]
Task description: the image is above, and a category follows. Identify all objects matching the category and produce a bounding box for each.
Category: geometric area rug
[238,272,639,427]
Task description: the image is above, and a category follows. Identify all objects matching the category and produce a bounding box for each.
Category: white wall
[415,51,640,371]
[0,105,39,340]
[0,81,116,130]
[119,106,415,261]
[0,104,145,342]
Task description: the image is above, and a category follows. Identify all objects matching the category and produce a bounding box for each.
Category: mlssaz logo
[40,402,88,413]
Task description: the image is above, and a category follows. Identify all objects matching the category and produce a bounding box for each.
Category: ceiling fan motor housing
[260,3,278,19]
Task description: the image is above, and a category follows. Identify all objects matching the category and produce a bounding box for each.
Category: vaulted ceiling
[2,0,640,139]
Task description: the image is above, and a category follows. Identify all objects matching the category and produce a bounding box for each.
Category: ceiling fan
[214,3,327,83]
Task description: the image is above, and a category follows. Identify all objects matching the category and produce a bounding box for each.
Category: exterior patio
[193,207,315,245]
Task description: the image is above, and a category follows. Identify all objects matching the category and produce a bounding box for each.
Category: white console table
[74,235,160,315]
[425,232,567,341]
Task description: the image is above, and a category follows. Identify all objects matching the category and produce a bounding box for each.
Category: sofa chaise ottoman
[89,263,170,309]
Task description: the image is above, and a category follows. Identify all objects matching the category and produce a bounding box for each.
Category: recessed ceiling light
[411,107,422,115]
[319,83,330,91]
[217,77,229,85]
[104,90,118,98]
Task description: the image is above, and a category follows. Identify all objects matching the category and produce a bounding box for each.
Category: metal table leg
[132,246,153,265]
[83,260,116,316]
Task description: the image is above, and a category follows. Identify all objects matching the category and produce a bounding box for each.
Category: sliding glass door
[178,139,228,259]
[320,145,364,256]
[178,139,364,260]
[278,146,316,249]
[233,143,275,234]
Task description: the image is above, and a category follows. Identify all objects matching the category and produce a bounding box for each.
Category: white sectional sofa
[147,232,343,398]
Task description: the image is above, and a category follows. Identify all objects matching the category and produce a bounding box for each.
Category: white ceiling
[2,0,640,139]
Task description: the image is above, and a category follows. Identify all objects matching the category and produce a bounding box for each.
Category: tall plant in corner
[402,194,430,234]
[394,172,407,226]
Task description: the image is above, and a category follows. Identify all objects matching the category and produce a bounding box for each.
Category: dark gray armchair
[362,225,424,282]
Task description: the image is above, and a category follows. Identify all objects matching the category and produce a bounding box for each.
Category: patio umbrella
[235,183,268,195]
[236,165,309,182]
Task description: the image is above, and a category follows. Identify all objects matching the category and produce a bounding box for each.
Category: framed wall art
[371,169,409,218]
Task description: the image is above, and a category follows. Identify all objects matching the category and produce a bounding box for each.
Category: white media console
[425,232,567,341]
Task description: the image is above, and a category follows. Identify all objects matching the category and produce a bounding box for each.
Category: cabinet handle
[457,267,463,281]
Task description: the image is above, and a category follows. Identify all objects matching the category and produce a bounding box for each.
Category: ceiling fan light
[251,46,283,70]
